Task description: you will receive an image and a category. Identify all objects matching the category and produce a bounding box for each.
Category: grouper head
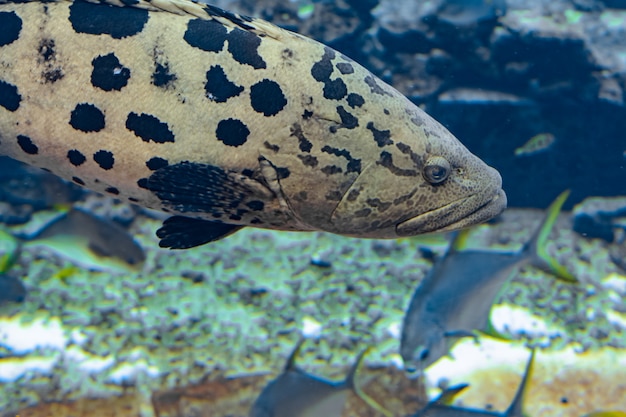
[324,103,506,238]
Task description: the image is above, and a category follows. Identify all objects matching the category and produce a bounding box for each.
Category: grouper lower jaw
[396,188,507,236]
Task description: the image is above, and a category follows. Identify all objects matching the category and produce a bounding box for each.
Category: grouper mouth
[396,188,507,236]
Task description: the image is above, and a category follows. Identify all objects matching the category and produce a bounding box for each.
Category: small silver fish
[250,340,388,417]
[17,208,145,272]
[400,191,574,373]
[412,349,535,417]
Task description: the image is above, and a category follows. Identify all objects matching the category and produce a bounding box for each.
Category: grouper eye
[423,157,451,185]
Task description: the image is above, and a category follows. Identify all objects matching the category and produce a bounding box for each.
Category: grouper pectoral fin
[157,216,243,249]
[146,160,275,212]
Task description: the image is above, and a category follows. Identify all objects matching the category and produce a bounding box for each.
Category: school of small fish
[0,0,623,415]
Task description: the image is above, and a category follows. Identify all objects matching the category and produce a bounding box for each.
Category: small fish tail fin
[449,228,473,254]
[0,229,23,273]
[284,338,306,372]
[348,347,393,417]
[433,383,469,406]
[524,190,577,283]
[505,348,536,417]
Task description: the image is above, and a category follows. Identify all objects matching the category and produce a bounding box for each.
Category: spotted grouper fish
[0,0,506,249]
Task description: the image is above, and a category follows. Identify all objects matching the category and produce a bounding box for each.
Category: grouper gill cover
[0,0,506,248]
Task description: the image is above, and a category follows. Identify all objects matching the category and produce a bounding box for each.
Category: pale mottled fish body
[0,0,505,248]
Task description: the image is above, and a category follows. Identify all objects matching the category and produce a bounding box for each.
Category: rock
[572,196,626,241]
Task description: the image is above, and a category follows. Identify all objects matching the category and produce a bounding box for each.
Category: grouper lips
[395,187,507,236]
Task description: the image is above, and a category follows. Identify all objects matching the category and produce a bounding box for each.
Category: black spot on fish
[43,67,64,83]
[250,79,287,116]
[282,48,294,60]
[336,62,354,74]
[393,189,417,205]
[246,200,264,211]
[276,167,290,179]
[72,176,85,185]
[129,197,139,203]
[311,47,335,82]
[69,0,149,39]
[216,118,249,147]
[0,80,21,111]
[0,11,22,47]
[184,18,228,52]
[38,38,57,65]
[347,188,360,202]
[364,75,392,96]
[205,65,243,102]
[337,106,358,129]
[126,112,175,143]
[355,208,371,217]
[325,190,343,201]
[152,62,176,88]
[322,145,361,174]
[367,122,392,147]
[323,78,347,100]
[396,142,424,167]
[137,178,149,189]
[70,103,105,133]
[93,150,114,170]
[105,186,120,195]
[290,124,312,153]
[67,149,86,166]
[321,165,342,175]
[17,135,38,155]
[263,141,280,152]
[146,156,169,171]
[296,191,308,201]
[347,93,364,108]
[227,28,266,69]
[242,169,254,177]
[367,198,392,212]
[377,151,419,177]
[303,110,313,120]
[298,154,318,167]
[91,53,131,91]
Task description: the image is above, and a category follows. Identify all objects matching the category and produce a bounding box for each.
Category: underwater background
[1,0,625,416]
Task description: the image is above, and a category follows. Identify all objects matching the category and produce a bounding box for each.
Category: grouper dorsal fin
[7,0,289,40]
